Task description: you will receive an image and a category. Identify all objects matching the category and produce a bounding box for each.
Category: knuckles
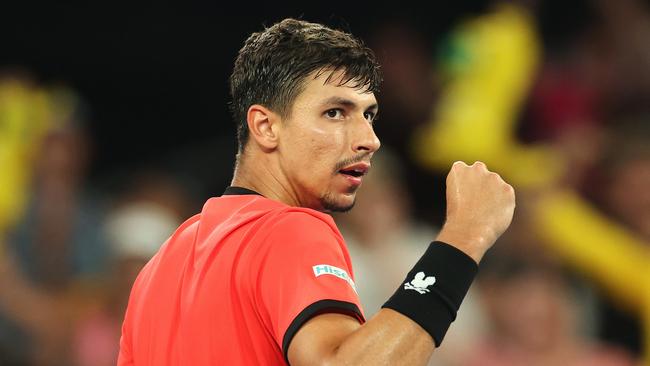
[448,161,515,199]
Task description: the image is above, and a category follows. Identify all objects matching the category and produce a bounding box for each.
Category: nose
[352,117,381,154]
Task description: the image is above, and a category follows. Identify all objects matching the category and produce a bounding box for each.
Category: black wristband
[381,241,478,347]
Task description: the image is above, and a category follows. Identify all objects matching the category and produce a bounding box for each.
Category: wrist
[435,223,493,264]
[382,241,478,346]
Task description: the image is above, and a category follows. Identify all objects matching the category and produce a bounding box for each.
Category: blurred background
[1,0,648,365]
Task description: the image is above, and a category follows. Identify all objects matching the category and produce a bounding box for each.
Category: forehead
[293,69,378,108]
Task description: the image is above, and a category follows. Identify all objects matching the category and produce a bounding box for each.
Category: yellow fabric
[0,80,54,240]
[534,190,650,364]
[411,4,649,362]
[412,3,564,188]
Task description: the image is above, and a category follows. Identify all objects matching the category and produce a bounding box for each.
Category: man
[117,18,515,365]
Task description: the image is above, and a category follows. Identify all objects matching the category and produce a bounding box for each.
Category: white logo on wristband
[404,272,436,294]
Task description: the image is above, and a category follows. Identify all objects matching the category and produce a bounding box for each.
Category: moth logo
[404,272,436,294]
[312,264,357,293]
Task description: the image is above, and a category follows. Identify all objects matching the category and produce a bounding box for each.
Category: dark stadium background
[2,1,645,364]
[1,1,592,184]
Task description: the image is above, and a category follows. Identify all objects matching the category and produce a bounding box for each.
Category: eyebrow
[321,96,379,113]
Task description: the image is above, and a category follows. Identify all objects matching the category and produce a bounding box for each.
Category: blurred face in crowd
[481,269,574,351]
[275,69,380,212]
[37,127,88,184]
[339,161,412,244]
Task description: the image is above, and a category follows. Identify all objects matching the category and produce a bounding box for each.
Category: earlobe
[247,105,279,151]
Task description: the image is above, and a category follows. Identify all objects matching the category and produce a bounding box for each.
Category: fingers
[450,160,489,171]
[471,161,486,170]
[442,160,516,258]
[452,160,505,178]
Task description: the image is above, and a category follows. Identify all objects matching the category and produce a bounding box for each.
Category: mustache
[334,152,373,172]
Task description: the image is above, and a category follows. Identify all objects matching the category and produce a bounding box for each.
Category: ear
[246,104,280,151]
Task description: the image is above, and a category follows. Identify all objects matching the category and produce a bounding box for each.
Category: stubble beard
[320,190,356,213]
[323,152,371,212]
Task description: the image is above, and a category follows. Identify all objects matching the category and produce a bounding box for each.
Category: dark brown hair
[229,18,382,153]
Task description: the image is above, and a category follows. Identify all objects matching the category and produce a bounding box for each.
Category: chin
[320,192,356,213]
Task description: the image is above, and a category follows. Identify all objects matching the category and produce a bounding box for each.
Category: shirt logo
[312,264,357,293]
[404,271,436,294]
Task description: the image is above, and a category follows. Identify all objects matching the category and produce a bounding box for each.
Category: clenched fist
[436,161,516,263]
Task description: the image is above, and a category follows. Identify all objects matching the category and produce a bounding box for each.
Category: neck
[231,151,302,207]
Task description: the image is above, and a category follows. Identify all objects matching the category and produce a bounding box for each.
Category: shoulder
[255,208,349,261]
[267,207,342,239]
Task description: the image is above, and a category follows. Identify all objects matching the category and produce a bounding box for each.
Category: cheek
[304,126,346,165]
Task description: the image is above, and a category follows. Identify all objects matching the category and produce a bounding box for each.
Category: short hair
[229,18,382,153]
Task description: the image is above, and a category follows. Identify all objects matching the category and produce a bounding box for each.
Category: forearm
[290,242,477,366]
[289,309,434,366]
[336,309,434,365]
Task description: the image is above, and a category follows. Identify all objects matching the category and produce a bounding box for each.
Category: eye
[364,111,377,123]
[325,109,344,119]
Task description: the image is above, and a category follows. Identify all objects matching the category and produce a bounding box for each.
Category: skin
[232,69,380,212]
[232,69,516,366]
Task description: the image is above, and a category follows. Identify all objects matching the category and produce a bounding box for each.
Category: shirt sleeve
[255,210,364,361]
[117,285,136,366]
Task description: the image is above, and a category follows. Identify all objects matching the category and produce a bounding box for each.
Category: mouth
[338,163,370,180]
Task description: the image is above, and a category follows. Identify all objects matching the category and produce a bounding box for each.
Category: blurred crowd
[0,74,202,365]
[1,0,649,365]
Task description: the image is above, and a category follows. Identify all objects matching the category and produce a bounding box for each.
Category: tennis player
[117,18,515,365]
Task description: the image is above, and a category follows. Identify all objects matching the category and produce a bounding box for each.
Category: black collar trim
[223,186,262,196]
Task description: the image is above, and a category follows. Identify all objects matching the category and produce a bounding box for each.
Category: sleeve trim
[282,299,364,364]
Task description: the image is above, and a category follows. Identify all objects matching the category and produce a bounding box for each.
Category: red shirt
[118,187,364,365]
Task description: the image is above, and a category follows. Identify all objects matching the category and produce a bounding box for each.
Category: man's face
[277,70,380,212]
